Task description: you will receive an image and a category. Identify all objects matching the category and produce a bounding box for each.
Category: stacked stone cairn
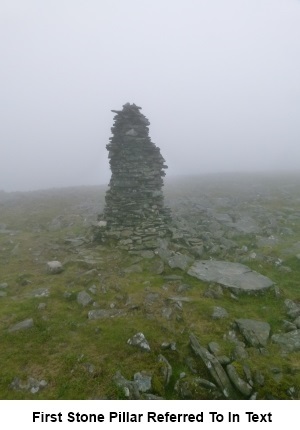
[96,103,171,250]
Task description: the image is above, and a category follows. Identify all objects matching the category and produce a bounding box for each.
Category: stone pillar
[97,103,171,249]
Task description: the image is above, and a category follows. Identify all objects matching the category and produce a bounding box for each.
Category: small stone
[77,291,93,307]
[46,261,63,274]
[8,318,34,332]
[38,303,47,310]
[127,332,150,351]
[212,306,228,319]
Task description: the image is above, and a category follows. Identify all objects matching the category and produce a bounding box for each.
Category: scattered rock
[124,264,143,274]
[235,319,271,348]
[127,332,151,352]
[133,372,152,393]
[212,306,228,319]
[226,364,253,397]
[157,354,172,385]
[8,318,34,332]
[88,309,125,319]
[167,253,194,271]
[10,377,47,393]
[77,291,93,307]
[46,261,63,274]
[189,333,236,399]
[271,330,300,353]
[113,371,140,399]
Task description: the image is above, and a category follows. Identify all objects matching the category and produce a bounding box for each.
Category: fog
[1,0,300,191]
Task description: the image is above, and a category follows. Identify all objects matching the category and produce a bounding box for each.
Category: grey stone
[157,354,172,385]
[8,318,34,332]
[31,288,50,298]
[235,319,271,347]
[284,299,300,318]
[46,260,63,274]
[232,344,249,360]
[282,320,297,332]
[188,260,273,292]
[38,303,47,310]
[127,332,150,351]
[212,306,228,319]
[124,264,143,274]
[10,377,47,393]
[77,291,93,307]
[0,282,8,289]
[271,330,300,352]
[161,307,173,319]
[189,333,236,399]
[113,371,140,399]
[88,309,125,319]
[149,259,164,275]
[168,253,194,271]
[140,250,155,259]
[203,284,223,299]
[226,364,253,397]
[208,342,221,355]
[293,316,300,329]
[133,372,152,392]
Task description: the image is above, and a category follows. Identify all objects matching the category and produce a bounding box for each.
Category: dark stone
[96,103,171,249]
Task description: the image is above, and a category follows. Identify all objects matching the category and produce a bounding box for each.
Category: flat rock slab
[187,260,273,292]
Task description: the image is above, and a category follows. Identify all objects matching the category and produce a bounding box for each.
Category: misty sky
[1,0,300,191]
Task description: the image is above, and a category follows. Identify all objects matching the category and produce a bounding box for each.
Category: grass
[1,173,300,399]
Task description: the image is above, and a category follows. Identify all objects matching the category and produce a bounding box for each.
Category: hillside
[1,173,300,399]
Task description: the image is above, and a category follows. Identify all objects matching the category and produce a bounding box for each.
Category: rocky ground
[0,173,300,399]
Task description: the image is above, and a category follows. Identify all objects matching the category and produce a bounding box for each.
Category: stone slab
[187,260,273,291]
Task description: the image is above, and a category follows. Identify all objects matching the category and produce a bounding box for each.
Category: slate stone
[188,260,273,291]
[95,103,171,249]
[189,333,236,399]
[235,319,271,347]
[226,364,253,397]
[157,354,172,385]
